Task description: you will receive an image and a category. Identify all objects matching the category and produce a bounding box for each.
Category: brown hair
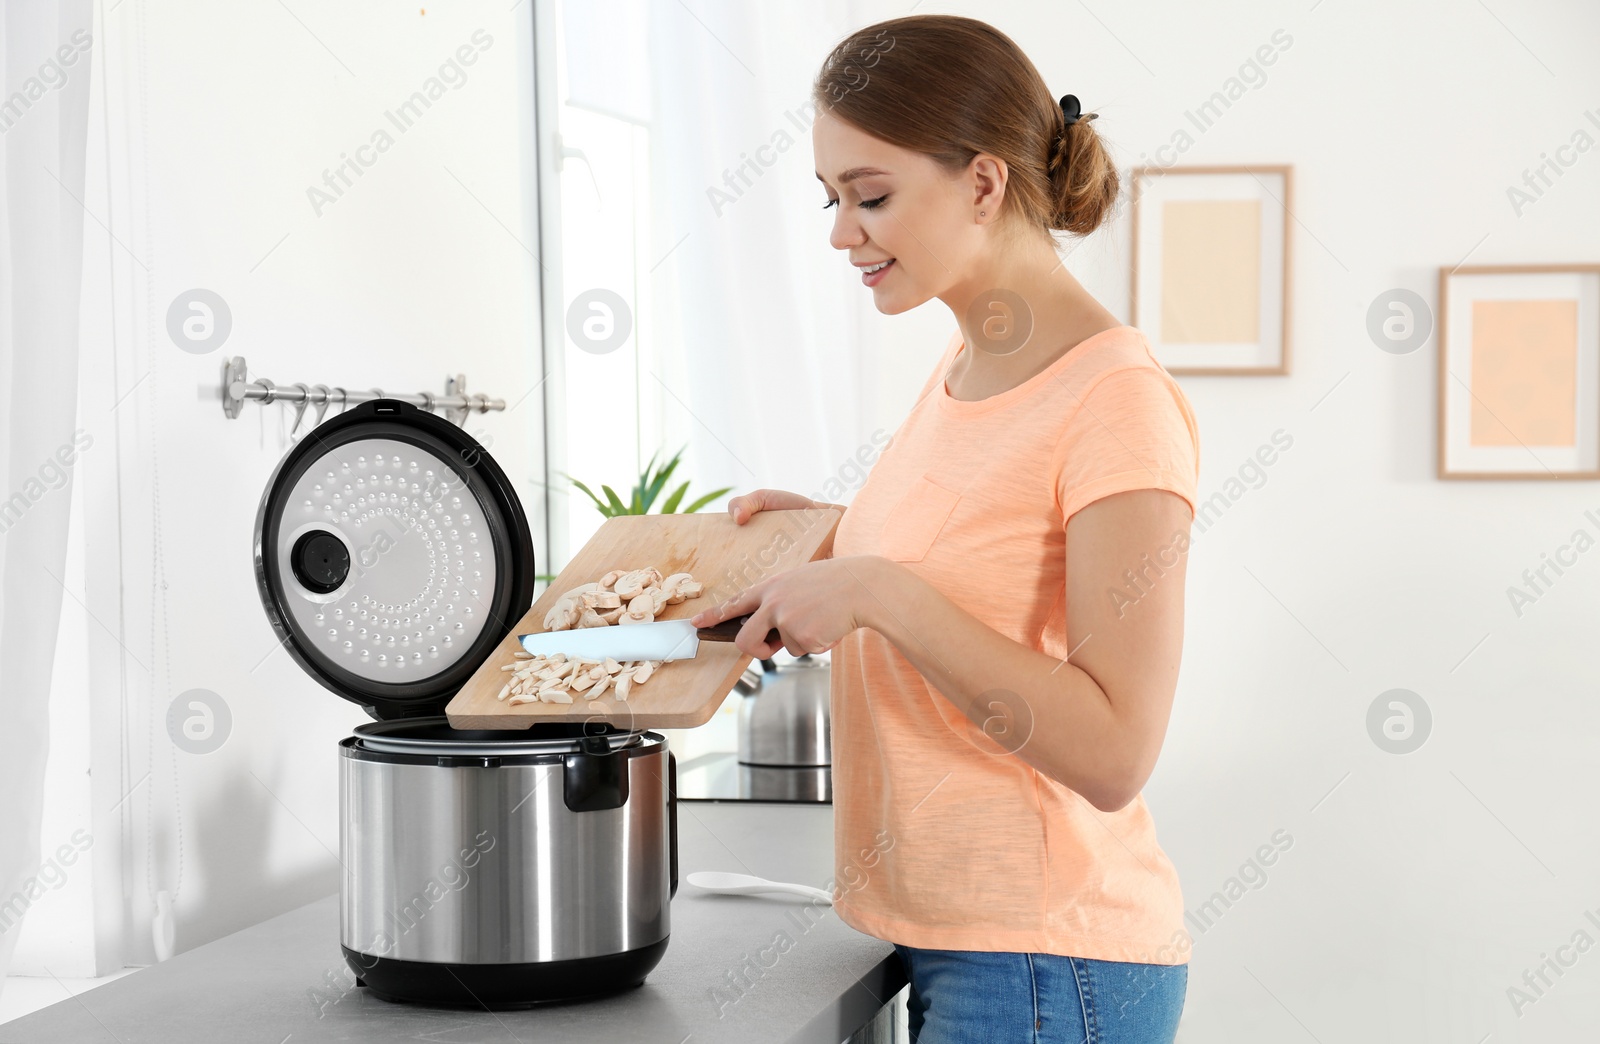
[812,15,1118,238]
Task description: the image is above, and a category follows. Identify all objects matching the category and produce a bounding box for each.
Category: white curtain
[643,0,876,502]
[0,0,96,985]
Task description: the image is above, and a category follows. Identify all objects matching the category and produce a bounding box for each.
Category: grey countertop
[2,801,905,1044]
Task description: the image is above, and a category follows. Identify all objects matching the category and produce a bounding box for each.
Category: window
[544,0,661,568]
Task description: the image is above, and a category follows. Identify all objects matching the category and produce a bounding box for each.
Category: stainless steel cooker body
[338,720,677,1006]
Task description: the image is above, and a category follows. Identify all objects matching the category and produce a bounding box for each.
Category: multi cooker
[252,398,677,1008]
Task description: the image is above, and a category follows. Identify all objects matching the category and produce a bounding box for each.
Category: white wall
[11,0,547,973]
[838,1,1600,1041]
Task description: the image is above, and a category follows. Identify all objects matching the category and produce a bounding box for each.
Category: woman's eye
[821,195,889,210]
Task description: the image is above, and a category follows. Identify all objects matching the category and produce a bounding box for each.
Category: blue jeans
[892,943,1187,1043]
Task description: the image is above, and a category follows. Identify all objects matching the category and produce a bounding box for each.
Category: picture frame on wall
[1130,164,1292,376]
[1437,263,1600,480]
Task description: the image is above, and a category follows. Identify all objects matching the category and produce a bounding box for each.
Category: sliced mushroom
[543,596,581,631]
[582,589,622,609]
[614,568,659,599]
[505,569,704,710]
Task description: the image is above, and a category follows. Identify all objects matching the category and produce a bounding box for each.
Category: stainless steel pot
[253,400,677,1009]
[736,654,832,802]
[738,654,831,766]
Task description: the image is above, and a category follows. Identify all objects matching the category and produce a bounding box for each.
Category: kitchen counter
[2,802,905,1044]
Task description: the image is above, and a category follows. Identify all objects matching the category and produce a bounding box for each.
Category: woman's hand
[727,488,828,524]
[726,488,845,558]
[689,556,886,659]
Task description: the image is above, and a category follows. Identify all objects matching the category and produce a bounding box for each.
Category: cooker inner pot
[351,715,646,756]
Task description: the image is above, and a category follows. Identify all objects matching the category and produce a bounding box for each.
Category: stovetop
[675,750,831,804]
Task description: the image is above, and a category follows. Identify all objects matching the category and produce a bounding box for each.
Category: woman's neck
[942,241,1122,401]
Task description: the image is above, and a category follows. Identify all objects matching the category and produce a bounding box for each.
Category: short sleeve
[1052,364,1199,525]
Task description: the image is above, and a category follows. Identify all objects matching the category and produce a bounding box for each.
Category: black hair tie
[1059,94,1096,126]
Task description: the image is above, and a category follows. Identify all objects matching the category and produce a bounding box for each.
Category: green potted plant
[534,447,733,583]
[566,445,732,518]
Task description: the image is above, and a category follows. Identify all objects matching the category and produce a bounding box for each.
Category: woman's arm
[848,487,1192,813]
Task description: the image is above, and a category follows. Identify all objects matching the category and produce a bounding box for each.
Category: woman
[689,14,1198,1043]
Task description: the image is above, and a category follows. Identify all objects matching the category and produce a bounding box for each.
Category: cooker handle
[668,749,678,900]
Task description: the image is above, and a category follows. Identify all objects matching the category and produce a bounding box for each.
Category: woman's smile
[858,257,896,286]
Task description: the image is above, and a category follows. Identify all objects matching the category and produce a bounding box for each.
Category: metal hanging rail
[221,356,507,430]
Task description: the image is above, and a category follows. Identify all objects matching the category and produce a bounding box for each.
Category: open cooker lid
[253,399,535,720]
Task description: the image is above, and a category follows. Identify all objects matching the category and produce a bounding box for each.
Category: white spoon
[687,870,834,905]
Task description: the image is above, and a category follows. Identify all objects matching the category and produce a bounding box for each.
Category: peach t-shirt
[828,323,1200,964]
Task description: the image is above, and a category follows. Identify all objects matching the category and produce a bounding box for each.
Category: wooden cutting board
[445,507,842,730]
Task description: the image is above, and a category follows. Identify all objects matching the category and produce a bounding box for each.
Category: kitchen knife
[518,614,778,662]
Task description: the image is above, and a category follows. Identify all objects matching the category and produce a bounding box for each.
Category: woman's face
[813,110,991,315]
